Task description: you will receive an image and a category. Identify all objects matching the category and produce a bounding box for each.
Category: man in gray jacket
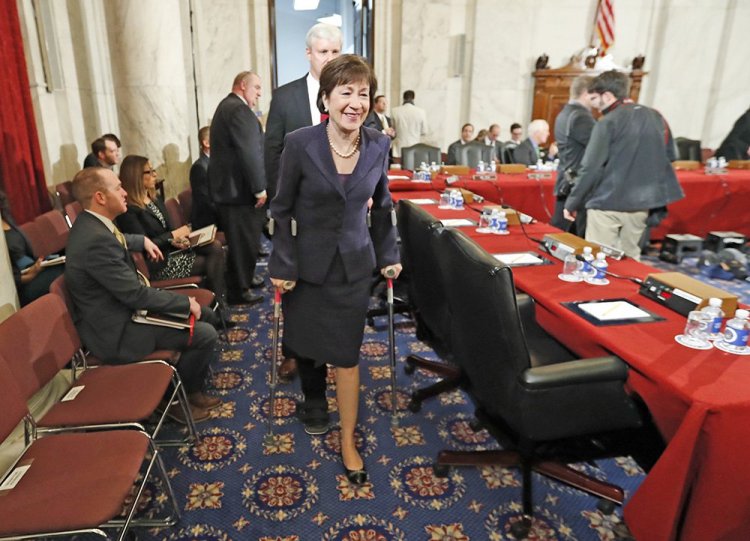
[564,70,683,259]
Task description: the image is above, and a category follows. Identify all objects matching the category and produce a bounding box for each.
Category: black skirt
[281,252,371,368]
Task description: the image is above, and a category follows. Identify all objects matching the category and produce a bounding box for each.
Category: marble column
[105,0,195,198]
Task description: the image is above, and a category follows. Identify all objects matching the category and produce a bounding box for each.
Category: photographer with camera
[551,75,597,234]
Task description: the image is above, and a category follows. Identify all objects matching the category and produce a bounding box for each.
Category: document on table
[440,218,475,227]
[576,300,651,322]
[493,252,544,266]
[405,198,437,205]
[387,175,412,180]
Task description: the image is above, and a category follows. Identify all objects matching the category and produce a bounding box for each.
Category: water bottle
[579,246,595,278]
[492,211,508,235]
[700,298,725,340]
[489,159,497,172]
[718,309,750,354]
[477,160,485,172]
[586,252,609,285]
[451,189,463,209]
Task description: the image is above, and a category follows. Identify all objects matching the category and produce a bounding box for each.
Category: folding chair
[0,294,198,446]
[0,359,180,540]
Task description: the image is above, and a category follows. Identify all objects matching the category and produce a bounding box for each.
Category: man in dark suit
[189,126,217,229]
[552,75,596,233]
[714,107,750,160]
[512,119,558,165]
[65,167,220,422]
[83,133,121,169]
[209,71,266,305]
[446,123,474,165]
[264,23,342,200]
[364,95,396,164]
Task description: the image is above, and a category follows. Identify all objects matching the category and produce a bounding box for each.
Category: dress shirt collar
[233,91,249,107]
[85,209,116,233]
[306,73,321,126]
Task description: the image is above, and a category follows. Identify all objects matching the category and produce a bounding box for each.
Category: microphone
[574,254,643,285]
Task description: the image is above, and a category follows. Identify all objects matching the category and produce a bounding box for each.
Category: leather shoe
[278,357,298,380]
[159,400,210,424]
[227,290,264,306]
[250,275,265,288]
[343,464,368,485]
[259,248,270,257]
[296,401,330,435]
[188,392,222,411]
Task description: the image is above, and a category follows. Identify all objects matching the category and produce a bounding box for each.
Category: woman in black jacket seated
[116,155,226,301]
[1,190,64,306]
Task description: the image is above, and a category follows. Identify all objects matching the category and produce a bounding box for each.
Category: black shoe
[227,290,264,306]
[250,275,265,288]
[343,464,368,485]
[259,248,270,257]
[296,401,330,435]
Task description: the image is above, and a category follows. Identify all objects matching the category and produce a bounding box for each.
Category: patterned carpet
[105,261,648,541]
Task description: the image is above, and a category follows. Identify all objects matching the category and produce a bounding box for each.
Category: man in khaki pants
[563,70,683,259]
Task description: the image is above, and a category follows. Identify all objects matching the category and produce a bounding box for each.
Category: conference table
[389,186,750,541]
[388,167,750,238]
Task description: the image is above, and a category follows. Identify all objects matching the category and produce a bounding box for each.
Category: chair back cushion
[400,144,441,171]
[34,211,69,255]
[0,294,81,400]
[0,356,28,441]
[457,142,493,168]
[165,197,184,228]
[397,200,451,358]
[177,189,192,225]
[435,228,530,425]
[64,201,82,225]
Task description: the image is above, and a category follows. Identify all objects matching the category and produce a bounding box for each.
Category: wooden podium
[531,53,647,144]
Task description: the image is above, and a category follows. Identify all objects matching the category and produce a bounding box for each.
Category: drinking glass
[558,253,582,282]
[476,212,492,233]
[675,311,713,349]
[438,192,451,209]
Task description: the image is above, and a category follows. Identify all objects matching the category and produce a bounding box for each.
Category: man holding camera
[552,75,596,234]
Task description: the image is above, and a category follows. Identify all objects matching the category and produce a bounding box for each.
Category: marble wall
[16,0,750,192]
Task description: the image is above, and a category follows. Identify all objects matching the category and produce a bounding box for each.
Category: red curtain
[0,0,50,224]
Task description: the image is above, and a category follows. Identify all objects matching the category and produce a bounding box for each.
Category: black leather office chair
[675,137,702,161]
[457,142,493,168]
[433,227,645,538]
[400,144,441,171]
[397,200,462,411]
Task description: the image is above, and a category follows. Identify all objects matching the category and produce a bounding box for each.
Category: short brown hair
[72,167,108,209]
[316,54,377,114]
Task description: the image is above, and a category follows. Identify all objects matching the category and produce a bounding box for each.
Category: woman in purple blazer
[269,55,401,485]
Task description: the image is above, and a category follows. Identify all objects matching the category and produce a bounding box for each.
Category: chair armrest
[520,356,629,390]
[151,276,202,288]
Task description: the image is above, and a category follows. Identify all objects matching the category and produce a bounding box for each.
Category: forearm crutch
[264,281,294,446]
[385,268,399,427]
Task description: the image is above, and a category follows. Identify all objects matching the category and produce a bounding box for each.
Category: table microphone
[574,254,643,285]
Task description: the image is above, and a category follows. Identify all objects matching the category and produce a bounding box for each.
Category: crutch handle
[384,266,398,278]
[274,288,282,303]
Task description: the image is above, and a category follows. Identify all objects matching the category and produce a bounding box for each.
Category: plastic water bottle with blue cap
[715,309,750,355]
[585,252,609,285]
[492,210,509,235]
[700,298,725,341]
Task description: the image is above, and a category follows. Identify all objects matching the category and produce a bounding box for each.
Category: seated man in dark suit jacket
[189,126,218,229]
[65,167,221,423]
[446,123,475,165]
[513,119,558,165]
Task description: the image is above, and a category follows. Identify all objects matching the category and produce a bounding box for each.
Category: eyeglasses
[142,169,157,176]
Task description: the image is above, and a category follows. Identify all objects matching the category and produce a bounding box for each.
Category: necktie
[113,226,128,250]
[380,114,389,130]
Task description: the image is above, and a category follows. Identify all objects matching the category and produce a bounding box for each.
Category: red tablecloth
[391,190,750,541]
[391,169,750,238]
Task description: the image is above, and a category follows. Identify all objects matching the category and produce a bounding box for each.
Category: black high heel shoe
[343,464,368,485]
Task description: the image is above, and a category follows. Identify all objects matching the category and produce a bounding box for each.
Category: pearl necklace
[327,124,361,159]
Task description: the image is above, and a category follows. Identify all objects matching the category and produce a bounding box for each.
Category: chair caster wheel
[367,317,374,327]
[510,515,532,539]
[596,499,617,515]
[433,464,449,477]
[404,362,415,375]
[407,398,421,413]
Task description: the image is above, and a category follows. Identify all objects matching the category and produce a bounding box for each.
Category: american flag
[595,0,615,55]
